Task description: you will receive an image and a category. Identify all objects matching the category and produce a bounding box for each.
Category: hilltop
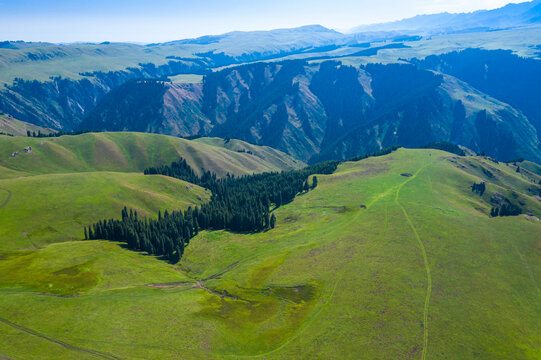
[0,132,304,178]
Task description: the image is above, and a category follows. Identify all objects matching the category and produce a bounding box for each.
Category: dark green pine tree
[303,180,310,193]
[312,176,318,189]
[264,211,270,229]
[516,166,520,173]
[270,214,276,229]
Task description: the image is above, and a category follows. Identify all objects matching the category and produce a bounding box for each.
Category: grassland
[0,43,197,84]
[0,172,209,250]
[168,74,204,84]
[0,132,303,178]
[0,131,302,249]
[0,148,539,359]
[2,25,539,88]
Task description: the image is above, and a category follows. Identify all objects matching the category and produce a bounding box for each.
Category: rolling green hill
[0,132,304,178]
[0,148,539,359]
[0,131,303,250]
[0,172,210,250]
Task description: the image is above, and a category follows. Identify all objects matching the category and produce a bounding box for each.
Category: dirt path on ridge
[0,316,121,360]
[395,162,433,360]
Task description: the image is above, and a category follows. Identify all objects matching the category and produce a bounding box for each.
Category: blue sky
[0,0,525,43]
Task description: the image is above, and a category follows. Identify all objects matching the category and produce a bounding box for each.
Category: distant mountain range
[0,1,540,164]
[350,0,541,35]
[80,50,541,164]
[157,25,344,57]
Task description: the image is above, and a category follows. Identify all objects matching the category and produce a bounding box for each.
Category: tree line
[347,145,401,162]
[27,129,99,138]
[85,158,339,262]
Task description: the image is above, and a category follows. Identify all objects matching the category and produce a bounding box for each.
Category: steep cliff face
[4,49,539,163]
[0,76,113,130]
[200,60,540,163]
[416,49,541,135]
[79,80,209,136]
[81,58,541,163]
[203,61,328,161]
[0,60,207,130]
[313,69,539,163]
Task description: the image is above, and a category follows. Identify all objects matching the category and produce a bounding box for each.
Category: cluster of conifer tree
[471,182,486,196]
[85,207,194,263]
[86,158,339,262]
[490,203,522,217]
[26,129,99,138]
[420,142,466,156]
[347,145,401,162]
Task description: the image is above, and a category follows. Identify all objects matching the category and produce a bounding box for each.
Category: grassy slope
[0,131,302,250]
[193,137,306,172]
[0,132,303,178]
[0,114,54,137]
[521,160,541,176]
[0,172,210,250]
[0,43,195,84]
[0,149,539,359]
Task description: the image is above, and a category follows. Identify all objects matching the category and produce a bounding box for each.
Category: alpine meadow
[0,0,540,359]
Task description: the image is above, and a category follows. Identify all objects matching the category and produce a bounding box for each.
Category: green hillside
[192,137,307,173]
[0,148,539,359]
[0,132,304,178]
[0,131,302,250]
[0,172,209,250]
[0,114,54,137]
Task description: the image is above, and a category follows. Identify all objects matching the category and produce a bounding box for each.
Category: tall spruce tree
[270,214,276,229]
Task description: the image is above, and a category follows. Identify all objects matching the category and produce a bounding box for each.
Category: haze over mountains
[0,0,540,165]
[350,0,541,35]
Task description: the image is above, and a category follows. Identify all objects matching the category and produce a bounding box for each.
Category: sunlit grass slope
[0,172,209,250]
[0,132,304,178]
[0,131,303,251]
[0,149,539,359]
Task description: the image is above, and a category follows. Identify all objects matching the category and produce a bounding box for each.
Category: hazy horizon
[0,0,529,43]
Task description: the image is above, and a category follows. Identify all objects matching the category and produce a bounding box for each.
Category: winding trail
[0,316,121,360]
[513,243,540,294]
[0,187,11,210]
[232,160,432,359]
[395,163,432,360]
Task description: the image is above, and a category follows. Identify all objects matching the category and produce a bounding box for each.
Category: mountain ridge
[350,0,541,34]
[79,55,541,164]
